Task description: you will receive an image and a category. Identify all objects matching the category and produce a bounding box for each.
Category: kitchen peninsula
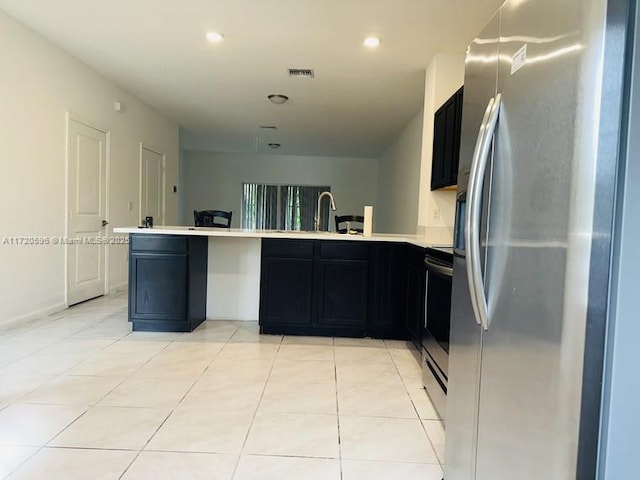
[114,226,451,344]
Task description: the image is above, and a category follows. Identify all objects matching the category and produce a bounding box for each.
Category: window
[241,183,331,231]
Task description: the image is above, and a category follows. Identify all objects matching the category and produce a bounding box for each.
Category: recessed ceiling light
[363,37,381,48]
[206,32,224,43]
[268,94,289,105]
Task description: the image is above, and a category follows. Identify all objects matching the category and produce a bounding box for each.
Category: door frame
[138,142,166,225]
[64,112,111,306]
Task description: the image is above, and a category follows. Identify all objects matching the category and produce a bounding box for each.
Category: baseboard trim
[205,317,258,322]
[108,282,128,295]
[0,302,68,332]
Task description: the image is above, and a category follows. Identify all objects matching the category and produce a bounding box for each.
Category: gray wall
[181,151,379,229]
[376,109,424,234]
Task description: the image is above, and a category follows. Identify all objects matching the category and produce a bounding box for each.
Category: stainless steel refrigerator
[446,0,633,478]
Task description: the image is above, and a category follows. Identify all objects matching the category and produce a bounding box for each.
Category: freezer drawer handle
[465,93,502,331]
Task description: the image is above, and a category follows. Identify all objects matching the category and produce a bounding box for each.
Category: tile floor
[0,294,445,479]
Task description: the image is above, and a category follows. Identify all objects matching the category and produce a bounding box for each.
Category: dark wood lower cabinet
[130,253,188,320]
[127,234,428,338]
[260,257,314,326]
[259,239,426,340]
[128,234,207,332]
[405,246,427,348]
[368,244,407,339]
[316,259,369,328]
[260,239,374,337]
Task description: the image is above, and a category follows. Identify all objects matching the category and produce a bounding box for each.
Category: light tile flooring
[0,294,445,479]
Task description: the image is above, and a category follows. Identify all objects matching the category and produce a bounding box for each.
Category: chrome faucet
[315,191,337,231]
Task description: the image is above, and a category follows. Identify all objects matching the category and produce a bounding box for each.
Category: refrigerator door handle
[466,93,502,331]
[465,97,495,326]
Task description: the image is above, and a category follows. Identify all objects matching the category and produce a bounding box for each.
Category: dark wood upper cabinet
[431,86,464,190]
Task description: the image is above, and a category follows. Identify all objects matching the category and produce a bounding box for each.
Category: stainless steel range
[421,248,453,419]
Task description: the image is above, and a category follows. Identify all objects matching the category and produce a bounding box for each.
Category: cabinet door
[431,86,464,190]
[129,253,187,321]
[442,96,459,186]
[450,87,464,183]
[260,258,314,325]
[369,244,406,338]
[431,107,448,189]
[398,246,427,348]
[316,260,369,327]
[406,262,426,347]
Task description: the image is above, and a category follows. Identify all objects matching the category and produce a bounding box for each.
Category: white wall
[373,54,465,239]
[206,237,261,321]
[0,10,179,324]
[417,54,465,244]
[376,110,425,234]
[181,151,379,228]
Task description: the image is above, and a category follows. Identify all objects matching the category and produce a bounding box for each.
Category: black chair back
[334,215,364,234]
[194,210,232,228]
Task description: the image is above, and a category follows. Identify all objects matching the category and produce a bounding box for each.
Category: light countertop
[113,225,449,249]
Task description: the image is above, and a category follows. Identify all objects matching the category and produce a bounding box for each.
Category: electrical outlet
[433,207,440,220]
[128,201,133,211]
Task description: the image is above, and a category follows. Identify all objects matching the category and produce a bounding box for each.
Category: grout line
[1,445,41,478]
[0,316,123,376]
[3,294,442,478]
[388,344,444,470]
[228,333,284,480]
[4,406,93,479]
[117,324,244,480]
[334,337,344,480]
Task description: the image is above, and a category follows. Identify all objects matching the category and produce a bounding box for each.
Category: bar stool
[193,210,232,228]
[334,215,364,234]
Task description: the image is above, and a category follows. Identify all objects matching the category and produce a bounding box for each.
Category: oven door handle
[425,258,453,277]
[424,271,429,329]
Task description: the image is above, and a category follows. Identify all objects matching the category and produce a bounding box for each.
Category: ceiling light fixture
[363,37,381,48]
[288,68,315,78]
[268,143,281,149]
[206,32,224,43]
[268,94,289,105]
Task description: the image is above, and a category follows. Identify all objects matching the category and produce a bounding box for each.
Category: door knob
[102,220,109,227]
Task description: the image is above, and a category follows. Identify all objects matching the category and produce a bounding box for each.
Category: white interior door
[67,119,108,305]
[140,145,165,225]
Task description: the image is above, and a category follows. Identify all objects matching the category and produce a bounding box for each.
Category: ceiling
[0,0,503,157]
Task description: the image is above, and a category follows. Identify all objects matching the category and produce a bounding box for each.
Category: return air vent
[288,68,315,78]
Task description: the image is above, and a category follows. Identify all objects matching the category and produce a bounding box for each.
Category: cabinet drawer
[130,234,188,253]
[262,239,314,258]
[320,241,370,260]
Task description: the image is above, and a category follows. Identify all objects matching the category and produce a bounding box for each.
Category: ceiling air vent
[288,68,315,78]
